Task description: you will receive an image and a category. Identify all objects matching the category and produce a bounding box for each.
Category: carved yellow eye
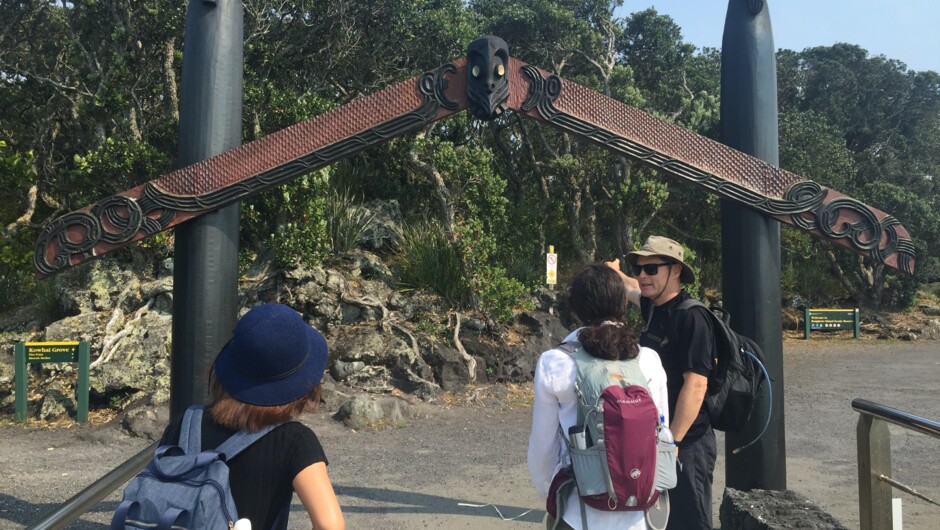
[471,65,480,78]
[496,64,505,77]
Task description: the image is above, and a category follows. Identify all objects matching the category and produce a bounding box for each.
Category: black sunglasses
[631,262,673,276]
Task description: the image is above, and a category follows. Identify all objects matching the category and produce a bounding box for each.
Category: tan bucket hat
[626,235,695,284]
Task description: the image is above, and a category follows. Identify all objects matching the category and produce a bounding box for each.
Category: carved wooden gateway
[34,36,915,278]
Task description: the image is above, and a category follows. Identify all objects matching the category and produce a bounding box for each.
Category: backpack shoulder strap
[555,340,581,355]
[556,340,589,390]
[668,298,717,341]
[675,298,706,312]
[215,422,286,461]
[178,405,204,454]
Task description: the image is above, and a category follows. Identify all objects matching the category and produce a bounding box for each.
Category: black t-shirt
[640,290,715,442]
[161,412,327,530]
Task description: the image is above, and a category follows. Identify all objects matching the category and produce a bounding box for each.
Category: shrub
[473,264,533,323]
[242,169,330,267]
[0,269,32,312]
[0,141,39,311]
[67,138,171,208]
[395,219,469,305]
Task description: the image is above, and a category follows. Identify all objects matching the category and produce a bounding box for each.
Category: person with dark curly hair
[528,264,668,530]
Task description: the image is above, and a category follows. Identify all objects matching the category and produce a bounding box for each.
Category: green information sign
[14,341,89,423]
[803,308,860,339]
[25,341,80,363]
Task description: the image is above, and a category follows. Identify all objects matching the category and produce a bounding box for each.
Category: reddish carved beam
[34,62,468,278]
[508,60,914,273]
[35,55,915,277]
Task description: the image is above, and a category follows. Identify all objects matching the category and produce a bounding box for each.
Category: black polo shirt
[639,290,715,443]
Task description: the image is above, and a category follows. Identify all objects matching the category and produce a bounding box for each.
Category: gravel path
[1,338,937,529]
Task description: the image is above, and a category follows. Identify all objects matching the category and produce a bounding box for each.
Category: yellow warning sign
[546,246,557,285]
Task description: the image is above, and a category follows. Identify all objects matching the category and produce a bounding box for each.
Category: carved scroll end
[782,184,916,274]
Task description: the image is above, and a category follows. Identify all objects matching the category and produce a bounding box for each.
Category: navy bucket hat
[213,304,328,406]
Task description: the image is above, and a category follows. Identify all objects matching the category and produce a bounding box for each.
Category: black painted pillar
[170,0,243,418]
[720,0,786,490]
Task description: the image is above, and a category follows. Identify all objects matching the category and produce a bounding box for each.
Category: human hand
[605,258,640,305]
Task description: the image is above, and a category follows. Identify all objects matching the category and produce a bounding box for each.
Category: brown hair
[569,264,639,361]
[578,325,639,361]
[569,265,629,326]
[207,374,321,431]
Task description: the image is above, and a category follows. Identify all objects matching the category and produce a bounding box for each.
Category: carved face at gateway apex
[467,36,510,120]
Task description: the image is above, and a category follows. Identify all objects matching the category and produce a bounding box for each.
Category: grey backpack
[548,342,676,529]
[111,405,280,530]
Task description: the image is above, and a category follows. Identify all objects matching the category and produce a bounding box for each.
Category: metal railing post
[857,413,893,530]
[853,398,940,529]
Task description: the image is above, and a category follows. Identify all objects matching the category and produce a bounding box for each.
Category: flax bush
[395,218,470,305]
[326,186,376,253]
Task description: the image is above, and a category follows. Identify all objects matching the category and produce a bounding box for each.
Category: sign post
[803,308,860,339]
[14,341,90,423]
[546,245,558,286]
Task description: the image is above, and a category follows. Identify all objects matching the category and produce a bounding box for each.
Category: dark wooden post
[720,0,787,490]
[170,0,243,417]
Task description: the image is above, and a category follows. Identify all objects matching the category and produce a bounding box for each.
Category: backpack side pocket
[568,445,609,496]
[654,441,677,491]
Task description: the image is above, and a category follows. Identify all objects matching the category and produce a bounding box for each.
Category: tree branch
[452,312,476,383]
[2,184,39,242]
[407,145,456,236]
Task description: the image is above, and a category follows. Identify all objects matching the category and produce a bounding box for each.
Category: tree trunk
[582,177,597,262]
[825,249,875,307]
[163,38,179,123]
[407,148,455,236]
[613,157,636,261]
[868,261,885,310]
[128,106,142,141]
[567,172,589,263]
[252,110,262,140]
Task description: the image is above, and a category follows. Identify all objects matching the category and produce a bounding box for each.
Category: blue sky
[616,1,940,73]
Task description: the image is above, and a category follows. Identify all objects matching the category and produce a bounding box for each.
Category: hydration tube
[730,350,773,455]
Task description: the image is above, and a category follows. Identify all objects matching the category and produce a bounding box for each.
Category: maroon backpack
[547,342,675,528]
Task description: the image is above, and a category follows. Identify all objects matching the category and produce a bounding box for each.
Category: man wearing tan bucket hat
[608,236,717,530]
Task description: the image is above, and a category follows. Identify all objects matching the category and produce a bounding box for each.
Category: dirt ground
[1,337,938,529]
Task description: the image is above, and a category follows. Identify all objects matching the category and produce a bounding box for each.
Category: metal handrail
[853,398,940,530]
[852,398,940,439]
[25,441,157,530]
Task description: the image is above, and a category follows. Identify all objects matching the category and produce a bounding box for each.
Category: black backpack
[675,300,771,450]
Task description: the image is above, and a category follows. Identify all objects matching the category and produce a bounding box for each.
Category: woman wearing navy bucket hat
[159,304,345,530]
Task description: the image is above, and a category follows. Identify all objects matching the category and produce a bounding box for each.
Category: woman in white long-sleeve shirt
[528,264,669,530]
